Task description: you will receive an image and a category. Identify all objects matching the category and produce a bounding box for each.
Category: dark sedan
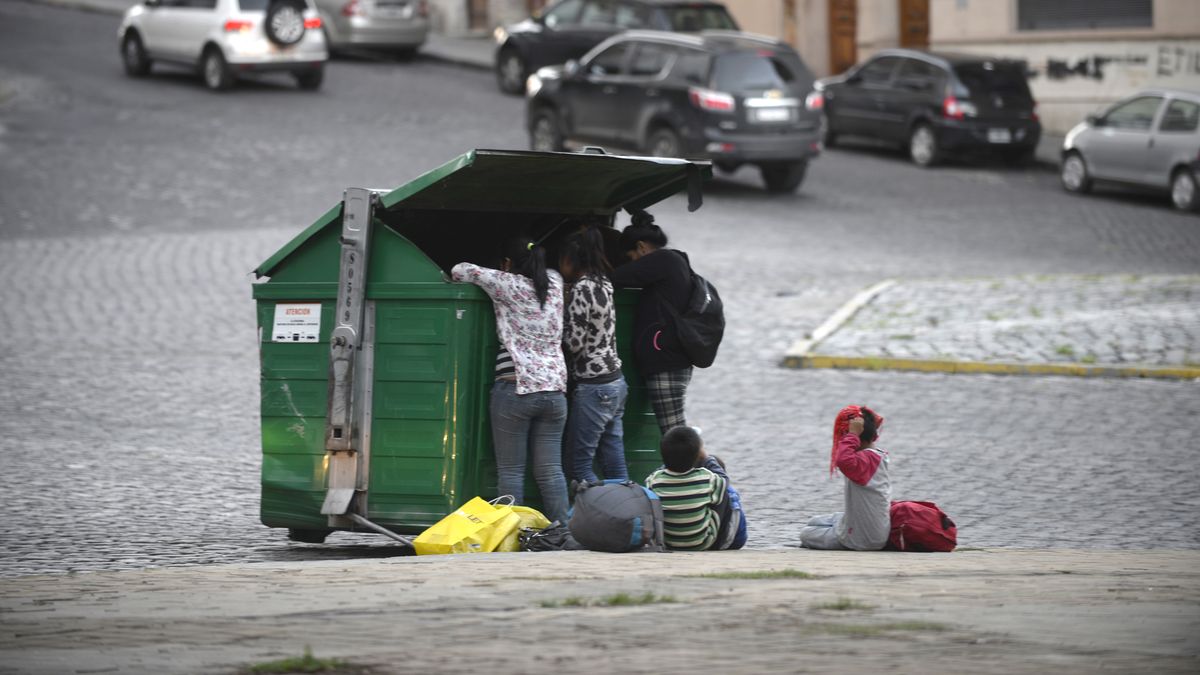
[814,49,1041,167]
[494,0,737,94]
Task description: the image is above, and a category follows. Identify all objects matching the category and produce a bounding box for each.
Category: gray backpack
[569,481,666,553]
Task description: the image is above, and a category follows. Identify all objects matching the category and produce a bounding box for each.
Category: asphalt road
[1,1,1198,576]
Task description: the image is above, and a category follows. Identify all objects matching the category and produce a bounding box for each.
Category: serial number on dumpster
[272,303,322,342]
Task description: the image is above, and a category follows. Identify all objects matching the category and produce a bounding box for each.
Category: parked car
[494,0,738,94]
[525,30,822,193]
[813,49,1041,167]
[1061,89,1200,212]
[119,0,327,91]
[312,0,428,55]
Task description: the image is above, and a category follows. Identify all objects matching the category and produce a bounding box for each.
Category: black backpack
[658,253,725,369]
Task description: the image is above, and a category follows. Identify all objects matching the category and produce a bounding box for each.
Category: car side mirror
[564,59,580,78]
[845,73,862,86]
[1086,114,1103,127]
[144,0,160,7]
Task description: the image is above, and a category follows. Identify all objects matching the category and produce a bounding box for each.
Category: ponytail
[561,225,613,278]
[504,237,550,307]
[619,209,668,252]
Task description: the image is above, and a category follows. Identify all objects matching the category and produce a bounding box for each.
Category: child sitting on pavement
[645,426,747,551]
[800,406,890,551]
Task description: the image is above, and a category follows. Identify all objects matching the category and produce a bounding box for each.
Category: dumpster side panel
[257,300,335,530]
[615,289,663,485]
[365,294,497,533]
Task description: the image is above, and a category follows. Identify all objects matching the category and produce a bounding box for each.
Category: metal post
[321,188,375,520]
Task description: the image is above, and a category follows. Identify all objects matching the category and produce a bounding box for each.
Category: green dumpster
[252,149,711,543]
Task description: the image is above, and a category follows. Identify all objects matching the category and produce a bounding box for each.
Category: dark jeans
[565,377,629,484]
[489,381,569,524]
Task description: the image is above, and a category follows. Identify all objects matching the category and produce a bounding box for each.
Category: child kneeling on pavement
[800,406,890,551]
[645,426,747,551]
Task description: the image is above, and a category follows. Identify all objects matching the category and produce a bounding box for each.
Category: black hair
[660,426,702,473]
[503,236,550,307]
[619,210,668,252]
[560,225,613,278]
[859,407,879,446]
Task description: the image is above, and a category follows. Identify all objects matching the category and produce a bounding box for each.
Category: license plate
[987,128,1012,144]
[752,107,791,123]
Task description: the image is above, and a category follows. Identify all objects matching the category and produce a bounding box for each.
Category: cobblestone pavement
[2,550,1198,674]
[812,275,1200,367]
[1,3,1199,579]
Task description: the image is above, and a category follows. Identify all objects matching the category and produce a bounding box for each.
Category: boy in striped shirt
[645,426,745,551]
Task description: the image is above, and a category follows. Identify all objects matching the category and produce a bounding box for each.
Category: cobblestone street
[1,2,1199,578]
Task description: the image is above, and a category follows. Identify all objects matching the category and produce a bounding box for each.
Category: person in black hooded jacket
[609,211,695,434]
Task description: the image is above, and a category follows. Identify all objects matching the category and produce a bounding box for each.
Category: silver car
[312,0,428,55]
[119,0,328,91]
[1061,88,1200,212]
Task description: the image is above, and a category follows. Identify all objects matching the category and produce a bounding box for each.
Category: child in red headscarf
[800,405,891,550]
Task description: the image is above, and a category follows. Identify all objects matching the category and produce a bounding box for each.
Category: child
[645,426,747,551]
[800,406,890,551]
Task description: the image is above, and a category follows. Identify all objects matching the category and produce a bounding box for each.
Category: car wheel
[909,123,939,167]
[1170,168,1199,212]
[759,161,808,194]
[287,528,332,544]
[294,67,324,91]
[1060,151,1092,194]
[647,127,681,158]
[202,48,233,91]
[530,108,564,152]
[122,32,152,77]
[265,0,307,47]
[496,47,526,95]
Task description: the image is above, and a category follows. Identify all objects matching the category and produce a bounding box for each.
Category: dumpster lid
[255,149,711,278]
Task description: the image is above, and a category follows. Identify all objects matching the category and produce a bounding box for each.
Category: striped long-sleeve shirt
[645,466,726,551]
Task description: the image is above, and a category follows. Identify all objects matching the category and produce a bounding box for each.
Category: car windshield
[238,0,271,9]
[952,63,1032,102]
[663,6,738,31]
[712,52,813,92]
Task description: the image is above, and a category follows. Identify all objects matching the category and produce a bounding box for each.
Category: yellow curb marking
[782,354,1200,380]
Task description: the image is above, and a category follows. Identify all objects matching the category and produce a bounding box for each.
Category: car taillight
[223,19,254,33]
[417,0,428,17]
[689,87,735,113]
[805,91,824,111]
[342,0,363,16]
[1031,101,1039,122]
[942,95,976,120]
[304,17,322,28]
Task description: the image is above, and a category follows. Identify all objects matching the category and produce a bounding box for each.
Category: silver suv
[119,0,328,91]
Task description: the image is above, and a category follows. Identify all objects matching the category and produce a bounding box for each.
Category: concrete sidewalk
[785,274,1200,379]
[1,549,1197,674]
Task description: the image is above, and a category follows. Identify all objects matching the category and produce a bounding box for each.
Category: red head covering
[830,405,884,476]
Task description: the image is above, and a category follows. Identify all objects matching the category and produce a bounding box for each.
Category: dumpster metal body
[252,149,710,539]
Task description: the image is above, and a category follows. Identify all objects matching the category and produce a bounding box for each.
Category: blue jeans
[565,377,629,485]
[489,381,569,524]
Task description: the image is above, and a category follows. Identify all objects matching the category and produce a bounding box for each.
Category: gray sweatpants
[800,512,846,550]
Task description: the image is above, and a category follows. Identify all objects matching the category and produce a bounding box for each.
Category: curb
[783,279,896,359]
[783,354,1200,380]
[782,278,1200,381]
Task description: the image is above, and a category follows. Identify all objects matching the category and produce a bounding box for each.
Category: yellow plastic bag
[494,505,551,553]
[413,497,523,555]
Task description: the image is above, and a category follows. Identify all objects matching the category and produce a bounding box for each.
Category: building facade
[724,0,1200,134]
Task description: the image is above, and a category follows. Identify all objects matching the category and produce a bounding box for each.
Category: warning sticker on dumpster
[272,303,321,343]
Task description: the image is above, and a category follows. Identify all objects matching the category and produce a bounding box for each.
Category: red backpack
[887,501,957,552]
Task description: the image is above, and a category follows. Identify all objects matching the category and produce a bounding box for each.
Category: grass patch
[889,334,915,341]
[811,621,948,637]
[1055,344,1075,357]
[1029,307,1043,318]
[813,597,873,611]
[1080,354,1097,364]
[985,312,1002,321]
[540,592,675,608]
[247,646,348,674]
[694,569,817,580]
